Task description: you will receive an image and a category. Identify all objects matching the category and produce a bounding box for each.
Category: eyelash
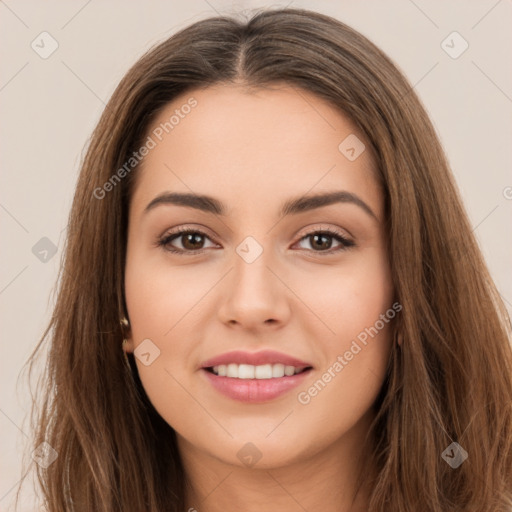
[156,226,355,256]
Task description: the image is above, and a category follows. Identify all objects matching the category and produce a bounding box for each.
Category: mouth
[200,350,313,403]
[205,363,312,379]
[200,354,313,403]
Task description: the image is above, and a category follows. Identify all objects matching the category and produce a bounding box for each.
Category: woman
[20,7,512,512]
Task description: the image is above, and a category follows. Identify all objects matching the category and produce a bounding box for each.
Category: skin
[124,83,395,512]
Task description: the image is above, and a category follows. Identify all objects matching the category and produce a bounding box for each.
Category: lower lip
[201,368,312,403]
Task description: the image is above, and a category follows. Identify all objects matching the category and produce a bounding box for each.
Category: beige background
[1,1,511,509]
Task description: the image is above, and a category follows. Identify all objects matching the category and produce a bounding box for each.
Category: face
[124,83,395,469]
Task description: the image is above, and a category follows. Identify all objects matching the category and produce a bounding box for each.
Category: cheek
[297,248,393,341]
[124,251,218,393]
[295,249,394,410]
[124,254,205,427]
[125,252,212,341]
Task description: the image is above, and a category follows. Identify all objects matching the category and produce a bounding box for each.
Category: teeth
[272,363,285,378]
[284,365,295,376]
[239,364,255,379]
[227,363,238,378]
[211,363,306,379]
[255,364,272,379]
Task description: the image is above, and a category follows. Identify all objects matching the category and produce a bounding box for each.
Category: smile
[200,349,314,403]
[208,363,308,379]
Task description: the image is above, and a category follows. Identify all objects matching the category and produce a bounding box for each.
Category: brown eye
[310,233,334,251]
[157,229,217,254]
[295,230,355,254]
[181,232,206,250]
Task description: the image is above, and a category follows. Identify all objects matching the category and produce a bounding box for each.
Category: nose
[217,240,292,331]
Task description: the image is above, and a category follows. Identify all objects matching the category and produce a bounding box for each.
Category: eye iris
[182,232,204,250]
[311,233,332,250]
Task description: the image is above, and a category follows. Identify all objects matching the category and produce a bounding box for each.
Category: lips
[200,350,313,403]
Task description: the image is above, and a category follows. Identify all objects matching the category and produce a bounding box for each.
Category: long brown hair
[17,7,512,511]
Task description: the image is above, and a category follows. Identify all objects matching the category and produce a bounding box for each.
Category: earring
[120,317,131,368]
[122,339,131,367]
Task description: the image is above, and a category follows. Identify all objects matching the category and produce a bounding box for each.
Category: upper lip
[200,350,313,369]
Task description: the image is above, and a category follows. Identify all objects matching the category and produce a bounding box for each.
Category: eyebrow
[144,190,378,221]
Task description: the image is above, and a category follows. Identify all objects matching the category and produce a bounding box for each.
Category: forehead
[130,83,381,219]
